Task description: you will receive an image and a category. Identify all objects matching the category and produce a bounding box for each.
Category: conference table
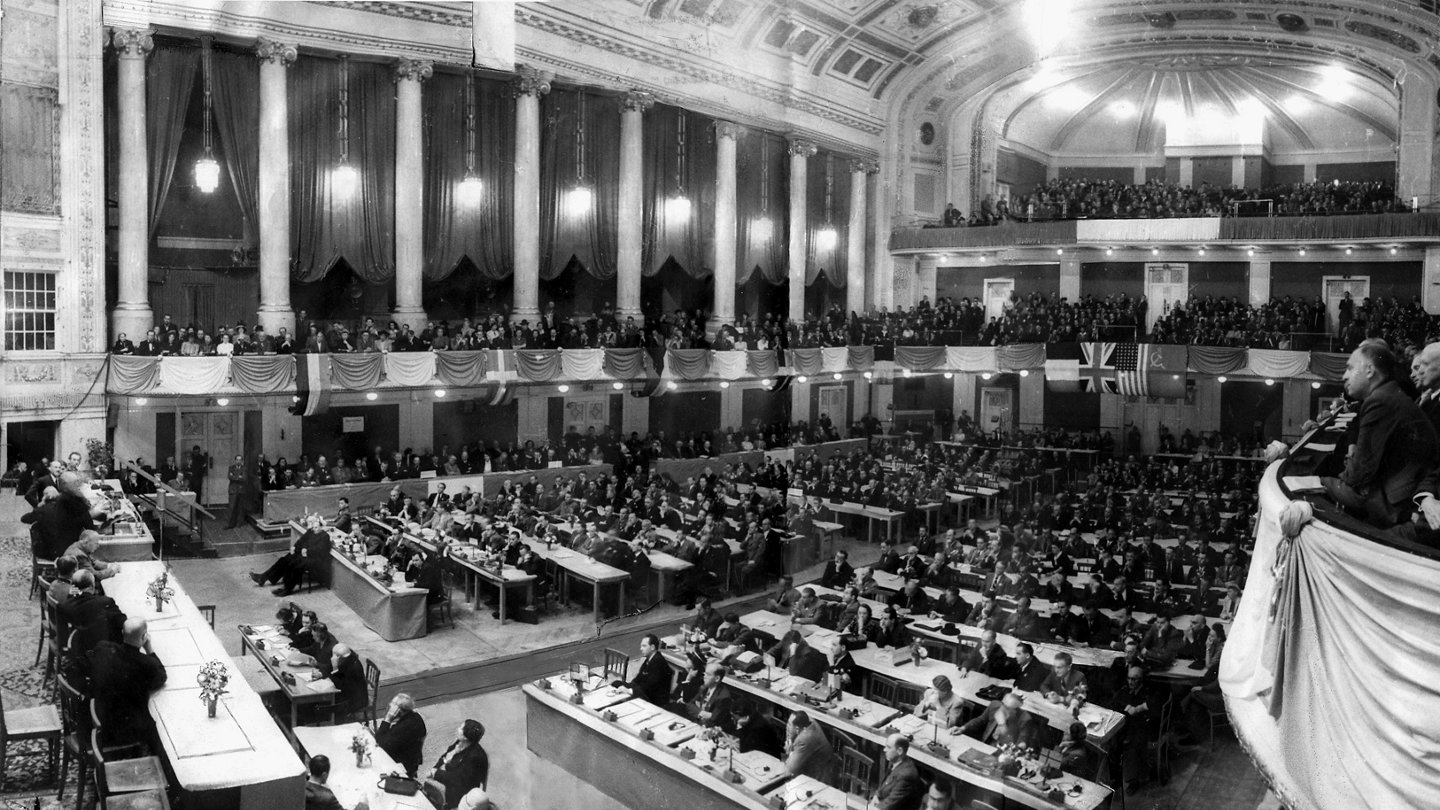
[395,526,536,624]
[294,724,439,810]
[237,623,341,728]
[290,520,430,641]
[108,562,305,809]
[517,535,630,621]
[550,519,696,603]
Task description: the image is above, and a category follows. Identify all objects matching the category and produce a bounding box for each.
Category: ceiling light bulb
[612,381,624,390]
[558,384,570,393]
[1345,248,1353,255]
[981,372,993,380]
[135,397,148,406]
[1390,247,1398,255]
[365,392,378,401]
[1264,379,1275,386]
[666,381,678,390]
[665,196,691,222]
[458,174,484,204]
[216,397,229,407]
[332,163,358,198]
[1019,369,1030,377]
[1311,382,1321,389]
[565,186,593,216]
[194,156,220,194]
[719,381,730,389]
[834,373,844,381]
[863,372,873,380]
[816,228,838,250]
[797,375,808,383]
[1217,376,1227,384]
[1298,248,1307,256]
[751,217,773,241]
[1105,248,1113,256]
[944,373,954,379]
[434,389,447,398]
[1151,248,1159,256]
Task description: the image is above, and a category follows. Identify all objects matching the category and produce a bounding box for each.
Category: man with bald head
[328,643,369,719]
[1322,341,1438,527]
[88,617,167,748]
[872,733,925,810]
[29,470,106,559]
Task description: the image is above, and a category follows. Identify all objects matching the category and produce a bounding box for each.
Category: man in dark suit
[293,622,339,676]
[1322,342,1438,527]
[28,471,101,557]
[875,733,925,810]
[957,693,1039,749]
[426,720,488,809]
[327,644,368,718]
[1011,642,1051,692]
[87,617,166,749]
[225,454,248,529]
[763,630,829,682]
[375,693,427,778]
[188,446,209,503]
[305,755,367,810]
[958,630,1011,679]
[57,569,125,657]
[685,662,735,729]
[819,550,854,589]
[110,333,135,354]
[622,634,674,706]
[250,515,333,595]
[1040,651,1088,702]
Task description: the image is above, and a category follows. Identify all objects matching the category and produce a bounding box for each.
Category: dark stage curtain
[423,69,515,281]
[289,55,396,283]
[147,43,198,236]
[539,87,621,281]
[805,150,851,288]
[642,104,716,278]
[209,49,260,245]
[736,130,788,285]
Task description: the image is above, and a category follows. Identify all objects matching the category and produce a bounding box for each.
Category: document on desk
[1282,476,1326,493]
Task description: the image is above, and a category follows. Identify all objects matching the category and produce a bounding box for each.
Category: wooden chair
[599,649,630,683]
[55,674,91,810]
[90,729,169,810]
[1149,694,1176,784]
[1204,701,1232,747]
[826,726,857,757]
[894,682,925,714]
[31,548,56,601]
[35,591,56,669]
[838,746,875,799]
[428,569,456,630]
[0,688,62,790]
[197,605,216,630]
[865,673,898,708]
[362,659,382,727]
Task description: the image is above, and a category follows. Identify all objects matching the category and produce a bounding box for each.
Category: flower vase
[206,695,218,718]
[355,751,365,768]
[155,596,164,613]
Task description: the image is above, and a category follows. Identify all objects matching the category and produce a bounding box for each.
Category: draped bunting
[1220,211,1440,242]
[748,351,779,379]
[435,350,489,387]
[384,353,436,386]
[894,346,947,370]
[230,355,295,394]
[1222,467,1440,810]
[822,347,852,372]
[789,349,824,376]
[514,350,563,382]
[642,104,716,277]
[560,349,605,381]
[665,349,711,380]
[1187,345,1248,375]
[423,70,515,281]
[540,87,621,280]
[735,130,789,285]
[945,346,996,371]
[290,56,396,283]
[603,349,646,379]
[147,44,199,237]
[329,354,383,389]
[846,346,874,371]
[1073,218,1221,243]
[709,351,748,380]
[1247,349,1311,379]
[159,357,230,394]
[889,220,1077,251]
[209,50,260,246]
[997,343,1045,370]
[1309,352,1347,380]
[108,356,161,394]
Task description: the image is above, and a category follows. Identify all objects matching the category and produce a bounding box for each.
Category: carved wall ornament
[512,65,552,98]
[622,90,656,113]
[714,121,745,140]
[394,57,434,83]
[255,38,299,66]
[850,158,881,175]
[788,138,818,158]
[3,363,59,384]
[109,27,154,58]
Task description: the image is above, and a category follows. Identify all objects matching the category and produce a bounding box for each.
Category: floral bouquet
[350,731,371,767]
[146,573,175,613]
[197,660,229,717]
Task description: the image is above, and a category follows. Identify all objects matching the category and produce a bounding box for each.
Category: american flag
[1113,343,1149,396]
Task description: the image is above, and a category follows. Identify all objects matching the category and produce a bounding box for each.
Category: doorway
[817,385,849,431]
[983,278,1015,322]
[1323,276,1369,335]
[3,419,59,473]
[978,386,1014,437]
[1145,262,1189,330]
[180,411,242,505]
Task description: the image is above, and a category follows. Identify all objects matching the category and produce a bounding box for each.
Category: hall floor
[0,491,1278,809]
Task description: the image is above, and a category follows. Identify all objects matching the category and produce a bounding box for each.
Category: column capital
[715,121,745,141]
[255,37,298,66]
[109,27,153,58]
[512,65,552,98]
[850,158,880,175]
[788,138,818,158]
[621,90,655,113]
[394,57,434,83]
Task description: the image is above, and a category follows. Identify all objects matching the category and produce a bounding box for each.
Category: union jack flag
[1080,342,1116,393]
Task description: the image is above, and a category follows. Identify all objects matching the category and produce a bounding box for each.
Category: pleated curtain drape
[422,69,515,281]
[735,129,788,285]
[805,149,851,287]
[642,103,716,278]
[146,43,199,237]
[289,55,396,283]
[539,86,621,281]
[208,49,260,247]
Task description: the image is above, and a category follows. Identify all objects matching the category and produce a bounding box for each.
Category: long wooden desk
[107,562,305,809]
[517,536,629,621]
[237,624,340,728]
[399,529,535,624]
[294,724,439,810]
[551,518,695,602]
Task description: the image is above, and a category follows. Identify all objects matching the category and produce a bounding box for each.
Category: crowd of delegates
[1150,293,1436,353]
[939,178,1406,225]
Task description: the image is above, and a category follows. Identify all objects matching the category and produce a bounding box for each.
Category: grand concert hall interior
[4,1,1440,809]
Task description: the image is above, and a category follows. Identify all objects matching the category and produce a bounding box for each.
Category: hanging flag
[1045,342,1082,392]
[1146,345,1188,399]
[293,354,333,416]
[1080,342,1117,393]
[1113,343,1147,396]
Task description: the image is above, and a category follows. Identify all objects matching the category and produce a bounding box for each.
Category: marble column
[617,91,653,326]
[710,121,742,335]
[1424,247,1440,315]
[1397,71,1438,208]
[511,66,550,325]
[110,28,154,343]
[393,58,433,331]
[787,138,817,322]
[846,159,876,316]
[256,38,298,338]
